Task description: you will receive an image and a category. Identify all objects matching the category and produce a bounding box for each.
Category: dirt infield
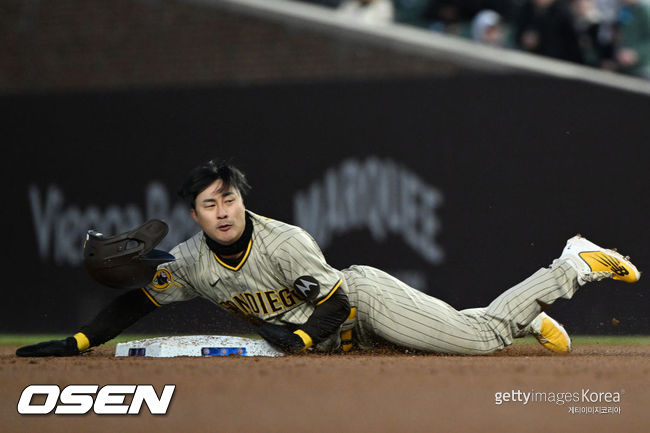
[2,343,648,433]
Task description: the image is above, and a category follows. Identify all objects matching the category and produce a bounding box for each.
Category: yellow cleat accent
[561,235,641,285]
[529,313,571,353]
[578,251,640,283]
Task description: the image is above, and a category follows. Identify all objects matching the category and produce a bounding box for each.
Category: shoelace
[582,271,614,282]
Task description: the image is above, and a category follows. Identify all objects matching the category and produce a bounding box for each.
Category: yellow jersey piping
[141,287,162,307]
[316,279,342,306]
[213,239,253,271]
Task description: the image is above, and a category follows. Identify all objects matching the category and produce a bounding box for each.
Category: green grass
[0,334,261,347]
[2,334,649,347]
[0,335,167,347]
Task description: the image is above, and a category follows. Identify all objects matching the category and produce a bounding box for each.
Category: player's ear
[190,208,199,223]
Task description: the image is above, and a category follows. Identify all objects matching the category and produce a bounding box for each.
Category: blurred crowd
[300,0,650,79]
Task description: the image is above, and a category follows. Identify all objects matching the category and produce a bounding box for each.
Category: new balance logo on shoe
[561,235,640,284]
[589,253,629,277]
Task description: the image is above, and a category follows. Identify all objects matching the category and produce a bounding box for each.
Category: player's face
[191,179,246,246]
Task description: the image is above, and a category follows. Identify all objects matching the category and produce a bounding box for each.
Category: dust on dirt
[1,343,648,433]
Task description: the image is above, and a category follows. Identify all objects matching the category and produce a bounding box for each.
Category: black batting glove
[16,337,81,357]
[257,323,307,354]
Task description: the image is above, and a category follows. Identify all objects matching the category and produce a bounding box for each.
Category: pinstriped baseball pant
[342,260,579,355]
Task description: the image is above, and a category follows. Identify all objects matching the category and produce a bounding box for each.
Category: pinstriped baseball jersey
[143,211,347,328]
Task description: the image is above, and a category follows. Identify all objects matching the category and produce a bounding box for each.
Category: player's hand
[16,337,80,357]
[257,323,306,354]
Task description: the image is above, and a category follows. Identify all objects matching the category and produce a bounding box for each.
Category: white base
[114,335,285,358]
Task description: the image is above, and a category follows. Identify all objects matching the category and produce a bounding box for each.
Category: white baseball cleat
[560,235,641,285]
[528,312,571,353]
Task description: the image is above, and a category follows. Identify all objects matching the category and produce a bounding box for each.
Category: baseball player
[17,160,641,357]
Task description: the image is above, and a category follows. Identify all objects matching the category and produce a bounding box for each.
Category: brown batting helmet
[83,219,175,289]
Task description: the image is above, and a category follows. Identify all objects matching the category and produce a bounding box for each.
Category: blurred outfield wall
[3,0,649,335]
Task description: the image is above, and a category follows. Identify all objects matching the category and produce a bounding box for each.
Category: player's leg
[345,265,507,354]
[345,235,639,355]
[482,235,640,349]
[348,264,581,354]
[479,260,576,350]
[461,306,572,353]
[348,264,576,354]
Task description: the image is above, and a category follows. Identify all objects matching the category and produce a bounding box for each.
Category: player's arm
[293,281,350,349]
[258,228,351,353]
[257,283,350,353]
[15,288,160,357]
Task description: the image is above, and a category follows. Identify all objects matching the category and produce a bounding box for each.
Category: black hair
[178,159,251,209]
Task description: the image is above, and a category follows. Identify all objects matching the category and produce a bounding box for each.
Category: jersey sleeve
[275,229,343,304]
[142,244,198,305]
